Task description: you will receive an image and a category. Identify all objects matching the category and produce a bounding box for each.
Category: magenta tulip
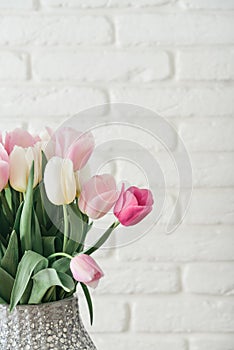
[0,144,9,191]
[78,174,119,219]
[70,254,104,289]
[114,185,154,226]
[4,128,37,154]
[48,127,95,171]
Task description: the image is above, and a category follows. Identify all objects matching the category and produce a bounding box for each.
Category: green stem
[47,252,73,260]
[63,204,69,252]
[20,192,24,203]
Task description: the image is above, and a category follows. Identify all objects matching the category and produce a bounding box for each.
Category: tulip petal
[0,160,9,191]
[44,157,76,206]
[61,158,76,204]
[79,174,118,219]
[9,147,28,192]
[67,132,95,171]
[5,128,36,154]
[70,254,104,289]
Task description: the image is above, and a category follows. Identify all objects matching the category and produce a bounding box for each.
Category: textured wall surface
[0,0,234,349]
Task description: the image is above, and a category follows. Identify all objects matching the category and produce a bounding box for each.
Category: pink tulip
[78,174,119,219]
[70,254,104,289]
[114,185,154,226]
[0,144,9,191]
[4,128,37,154]
[48,127,95,171]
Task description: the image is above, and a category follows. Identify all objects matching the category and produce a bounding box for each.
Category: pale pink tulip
[44,156,76,205]
[70,254,104,289]
[114,185,154,226]
[47,127,94,171]
[78,174,119,219]
[5,128,37,154]
[9,144,42,192]
[0,144,9,191]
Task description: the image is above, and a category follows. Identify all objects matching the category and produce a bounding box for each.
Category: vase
[0,295,96,350]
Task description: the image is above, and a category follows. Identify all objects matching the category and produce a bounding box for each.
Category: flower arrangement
[0,127,154,324]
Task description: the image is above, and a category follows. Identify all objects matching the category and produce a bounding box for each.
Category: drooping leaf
[28,268,75,304]
[52,257,71,274]
[19,163,34,253]
[84,222,119,256]
[0,267,14,304]
[10,250,48,311]
[81,283,93,325]
[1,230,18,278]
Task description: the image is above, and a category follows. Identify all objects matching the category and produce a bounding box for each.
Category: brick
[183,263,234,295]
[191,153,234,187]
[41,0,170,8]
[179,118,234,151]
[180,0,234,9]
[93,335,186,350]
[133,296,234,332]
[189,336,234,350]
[0,86,108,117]
[177,49,234,80]
[0,52,28,80]
[79,297,129,333]
[32,51,171,82]
[113,151,234,189]
[92,264,180,294]
[0,0,34,9]
[117,225,234,262]
[110,87,234,117]
[0,16,113,46]
[91,122,177,162]
[184,189,234,224]
[116,14,234,46]
[109,0,170,6]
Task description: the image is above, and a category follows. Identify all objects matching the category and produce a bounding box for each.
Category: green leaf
[19,163,34,253]
[9,250,48,311]
[52,257,70,273]
[1,230,18,278]
[28,268,75,304]
[31,210,43,255]
[13,202,24,235]
[42,236,61,257]
[0,267,14,304]
[84,222,119,256]
[81,283,93,325]
[0,296,7,304]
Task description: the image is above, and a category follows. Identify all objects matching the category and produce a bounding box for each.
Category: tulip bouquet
[0,127,153,324]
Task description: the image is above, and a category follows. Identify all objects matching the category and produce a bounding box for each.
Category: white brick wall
[0,1,234,349]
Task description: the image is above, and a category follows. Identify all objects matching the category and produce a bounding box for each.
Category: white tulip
[9,144,42,193]
[44,156,76,206]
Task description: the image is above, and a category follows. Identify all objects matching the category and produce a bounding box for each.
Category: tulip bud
[46,127,94,171]
[114,185,154,226]
[9,144,42,193]
[78,174,119,220]
[44,156,76,205]
[0,144,9,192]
[5,128,37,154]
[70,254,104,289]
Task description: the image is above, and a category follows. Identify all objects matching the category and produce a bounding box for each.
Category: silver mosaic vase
[0,296,97,350]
